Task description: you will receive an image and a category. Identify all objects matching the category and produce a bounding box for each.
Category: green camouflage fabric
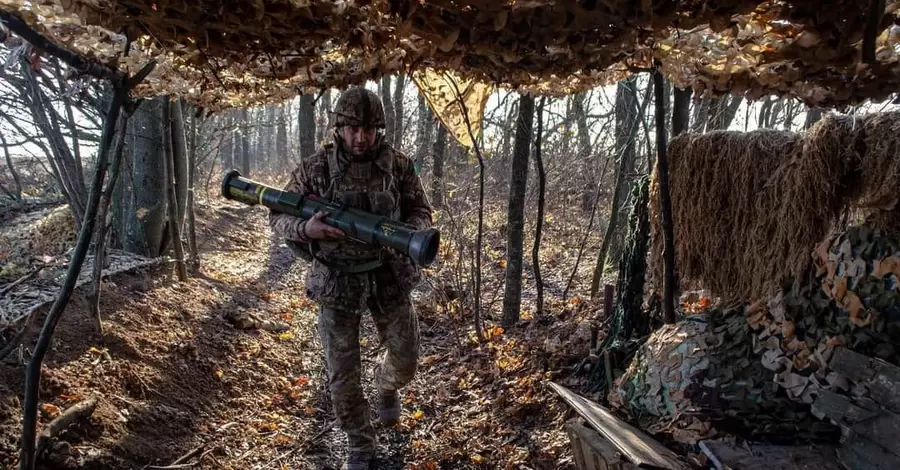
[318,300,419,454]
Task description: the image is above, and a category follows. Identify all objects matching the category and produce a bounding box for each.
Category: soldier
[269,86,433,469]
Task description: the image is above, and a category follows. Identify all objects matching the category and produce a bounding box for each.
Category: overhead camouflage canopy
[1,0,900,111]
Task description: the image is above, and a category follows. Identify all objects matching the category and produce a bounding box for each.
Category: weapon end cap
[221,169,242,200]
[410,228,440,267]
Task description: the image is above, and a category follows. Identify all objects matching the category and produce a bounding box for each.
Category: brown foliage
[649,111,900,302]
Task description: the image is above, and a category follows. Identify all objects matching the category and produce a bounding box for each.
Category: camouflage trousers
[316,296,420,454]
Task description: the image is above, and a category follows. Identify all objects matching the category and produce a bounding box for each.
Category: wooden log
[550,382,687,470]
[829,347,900,413]
[36,396,98,454]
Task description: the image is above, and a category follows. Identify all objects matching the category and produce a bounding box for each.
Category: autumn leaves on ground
[0,192,606,469]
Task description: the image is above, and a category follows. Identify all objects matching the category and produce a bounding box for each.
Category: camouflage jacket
[269,140,433,311]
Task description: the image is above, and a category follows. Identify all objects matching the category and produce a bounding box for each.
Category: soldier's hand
[304,211,346,240]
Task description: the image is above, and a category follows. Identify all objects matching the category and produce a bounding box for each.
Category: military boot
[377,390,401,426]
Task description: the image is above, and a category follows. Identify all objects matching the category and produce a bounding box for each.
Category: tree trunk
[614,175,652,338]
[222,110,235,169]
[393,72,405,149]
[608,76,639,264]
[499,100,517,187]
[532,97,547,318]
[652,70,677,324]
[276,104,288,165]
[265,105,276,164]
[316,90,332,144]
[0,132,23,200]
[803,107,824,129]
[162,98,187,281]
[87,112,127,333]
[691,96,710,133]
[767,99,785,128]
[573,91,593,211]
[501,93,534,327]
[298,94,317,158]
[758,97,773,129]
[672,87,692,136]
[590,78,639,299]
[415,93,427,170]
[432,124,446,207]
[170,99,188,230]
[707,95,743,130]
[381,75,395,146]
[123,96,168,257]
[239,108,250,174]
[186,106,199,271]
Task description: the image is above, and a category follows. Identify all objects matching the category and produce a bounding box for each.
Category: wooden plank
[829,347,900,412]
[812,389,900,457]
[550,382,687,470]
[566,421,592,470]
[567,418,618,470]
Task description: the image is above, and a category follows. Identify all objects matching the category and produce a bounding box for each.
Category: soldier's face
[340,126,377,155]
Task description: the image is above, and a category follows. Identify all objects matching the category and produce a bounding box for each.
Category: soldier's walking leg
[370,298,420,425]
[317,306,376,466]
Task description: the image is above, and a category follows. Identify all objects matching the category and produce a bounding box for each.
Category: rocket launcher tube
[221,169,440,267]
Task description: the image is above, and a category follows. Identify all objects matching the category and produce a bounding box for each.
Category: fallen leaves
[278,331,295,340]
[483,325,504,340]
[420,354,443,366]
[39,403,60,419]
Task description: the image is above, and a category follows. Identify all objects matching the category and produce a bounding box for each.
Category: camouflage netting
[2,1,900,109]
[749,224,900,401]
[614,223,899,445]
[649,111,900,303]
[608,305,838,445]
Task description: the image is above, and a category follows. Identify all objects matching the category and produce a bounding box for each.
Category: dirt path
[0,200,594,469]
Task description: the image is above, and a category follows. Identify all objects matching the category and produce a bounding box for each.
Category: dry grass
[650,111,900,302]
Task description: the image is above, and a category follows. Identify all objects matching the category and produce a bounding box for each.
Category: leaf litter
[0,196,610,469]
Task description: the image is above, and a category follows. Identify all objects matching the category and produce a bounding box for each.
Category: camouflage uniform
[269,88,432,467]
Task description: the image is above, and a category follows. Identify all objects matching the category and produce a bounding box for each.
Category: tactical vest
[290,142,402,273]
